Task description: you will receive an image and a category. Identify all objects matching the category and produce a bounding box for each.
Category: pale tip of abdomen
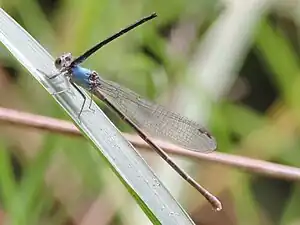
[211,196,222,211]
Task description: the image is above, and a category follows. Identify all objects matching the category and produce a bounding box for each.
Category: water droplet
[169,212,174,216]
[152,178,161,187]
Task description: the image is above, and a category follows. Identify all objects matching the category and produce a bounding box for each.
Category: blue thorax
[70,65,93,89]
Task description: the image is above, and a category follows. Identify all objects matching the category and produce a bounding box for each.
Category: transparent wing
[95,78,217,152]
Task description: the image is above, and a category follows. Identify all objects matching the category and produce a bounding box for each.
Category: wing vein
[95,78,217,152]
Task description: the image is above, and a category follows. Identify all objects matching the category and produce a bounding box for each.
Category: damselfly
[38,13,222,211]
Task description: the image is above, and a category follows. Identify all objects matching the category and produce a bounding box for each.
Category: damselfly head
[54,53,73,70]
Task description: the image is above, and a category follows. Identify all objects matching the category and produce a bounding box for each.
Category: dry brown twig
[0,106,300,181]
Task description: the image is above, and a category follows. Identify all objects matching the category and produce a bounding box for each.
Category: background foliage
[0,0,300,224]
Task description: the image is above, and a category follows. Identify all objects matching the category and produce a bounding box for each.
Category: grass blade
[0,8,195,224]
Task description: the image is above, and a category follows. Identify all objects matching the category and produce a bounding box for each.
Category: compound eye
[54,58,62,67]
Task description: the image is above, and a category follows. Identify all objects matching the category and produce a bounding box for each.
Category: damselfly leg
[88,92,94,112]
[69,82,95,118]
[37,69,62,80]
[37,69,72,95]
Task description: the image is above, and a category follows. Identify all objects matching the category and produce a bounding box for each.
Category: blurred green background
[1,0,300,224]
